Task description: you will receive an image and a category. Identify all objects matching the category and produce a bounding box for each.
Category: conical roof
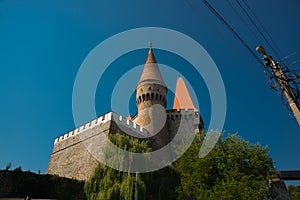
[137,47,166,87]
[173,77,198,111]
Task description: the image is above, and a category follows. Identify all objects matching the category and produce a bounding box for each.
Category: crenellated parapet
[166,108,195,119]
[166,108,204,138]
[54,112,112,144]
[111,113,149,138]
[54,111,149,145]
[168,109,204,130]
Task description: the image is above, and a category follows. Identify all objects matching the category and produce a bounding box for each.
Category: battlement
[111,113,148,138]
[166,108,195,120]
[166,108,204,130]
[54,112,112,144]
[54,111,148,144]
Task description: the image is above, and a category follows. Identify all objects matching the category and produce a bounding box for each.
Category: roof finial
[149,41,152,49]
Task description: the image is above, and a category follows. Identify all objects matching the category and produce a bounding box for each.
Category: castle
[46,46,204,180]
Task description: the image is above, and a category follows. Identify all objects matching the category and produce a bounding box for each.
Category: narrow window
[142,94,145,101]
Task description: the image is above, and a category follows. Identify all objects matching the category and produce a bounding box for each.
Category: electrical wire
[240,0,284,59]
[199,0,265,68]
[191,0,300,119]
[184,0,228,42]
[225,0,263,45]
[235,0,282,61]
[279,50,299,63]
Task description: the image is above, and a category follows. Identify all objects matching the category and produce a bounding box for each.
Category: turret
[133,44,168,140]
[172,77,204,131]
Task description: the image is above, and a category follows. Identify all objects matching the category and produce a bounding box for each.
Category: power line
[225,0,263,45]
[199,0,264,67]
[189,0,300,124]
[240,0,284,59]
[184,0,227,41]
[235,0,282,60]
[279,50,299,63]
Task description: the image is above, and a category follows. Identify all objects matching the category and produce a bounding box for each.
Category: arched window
[156,93,158,99]
[160,95,162,101]
[146,93,150,100]
[139,96,142,103]
[151,93,154,99]
[142,94,145,102]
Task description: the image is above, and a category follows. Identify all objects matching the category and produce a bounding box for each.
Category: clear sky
[0,0,299,184]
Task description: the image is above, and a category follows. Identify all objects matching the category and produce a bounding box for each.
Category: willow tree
[84,133,149,200]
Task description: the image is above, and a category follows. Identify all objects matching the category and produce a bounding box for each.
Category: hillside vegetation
[0,168,86,200]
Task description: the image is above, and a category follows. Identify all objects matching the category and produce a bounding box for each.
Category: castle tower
[133,45,169,144]
[172,77,204,131]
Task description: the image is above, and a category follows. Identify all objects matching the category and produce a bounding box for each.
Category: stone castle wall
[167,109,203,137]
[46,112,149,180]
[47,110,203,180]
[46,120,111,180]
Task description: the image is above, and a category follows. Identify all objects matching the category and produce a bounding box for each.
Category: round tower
[134,45,168,140]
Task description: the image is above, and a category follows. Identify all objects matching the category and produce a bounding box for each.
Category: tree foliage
[288,185,300,200]
[5,162,12,171]
[84,133,179,200]
[0,169,85,199]
[175,132,274,199]
[84,133,149,200]
[85,132,274,200]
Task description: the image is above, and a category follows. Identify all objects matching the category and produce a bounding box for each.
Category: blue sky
[0,0,299,183]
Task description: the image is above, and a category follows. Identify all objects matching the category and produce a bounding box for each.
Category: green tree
[175,133,274,200]
[5,162,12,170]
[288,185,300,200]
[85,132,274,200]
[84,133,149,200]
[84,133,179,200]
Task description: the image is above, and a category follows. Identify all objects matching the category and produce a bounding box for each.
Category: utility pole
[256,46,300,126]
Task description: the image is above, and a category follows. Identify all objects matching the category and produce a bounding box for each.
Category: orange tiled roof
[173,77,197,111]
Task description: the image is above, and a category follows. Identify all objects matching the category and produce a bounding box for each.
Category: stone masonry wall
[46,121,111,180]
[167,109,203,139]
[47,112,149,181]
[46,110,203,180]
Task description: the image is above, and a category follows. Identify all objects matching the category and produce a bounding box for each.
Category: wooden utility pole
[256,46,300,126]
